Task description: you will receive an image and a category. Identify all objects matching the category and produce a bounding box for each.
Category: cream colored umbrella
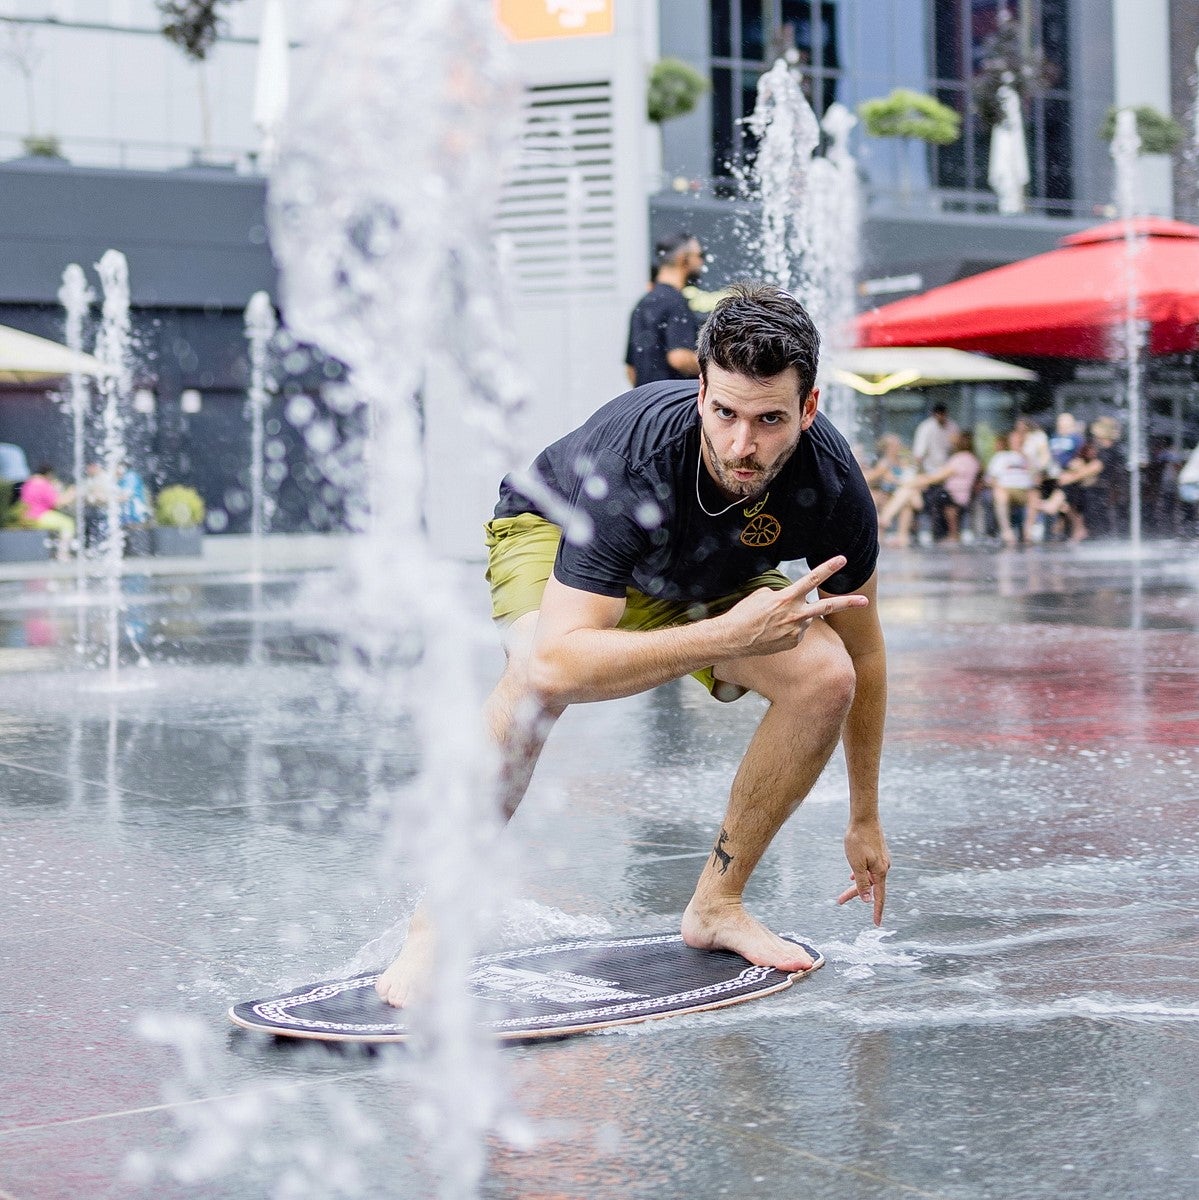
[826,345,1037,396]
[0,324,105,384]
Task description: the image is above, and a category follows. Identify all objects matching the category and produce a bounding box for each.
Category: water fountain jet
[93,250,133,684]
[1110,108,1145,558]
[746,61,861,437]
[245,291,276,665]
[58,263,94,652]
[268,3,526,1194]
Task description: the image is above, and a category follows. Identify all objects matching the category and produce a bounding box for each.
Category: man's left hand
[837,819,891,925]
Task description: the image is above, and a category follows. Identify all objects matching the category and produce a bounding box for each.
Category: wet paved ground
[1,536,1197,1199]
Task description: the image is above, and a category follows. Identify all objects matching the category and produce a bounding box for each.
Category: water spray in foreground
[269,3,525,1195]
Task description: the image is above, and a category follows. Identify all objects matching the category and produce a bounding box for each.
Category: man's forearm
[842,646,887,823]
[531,620,727,705]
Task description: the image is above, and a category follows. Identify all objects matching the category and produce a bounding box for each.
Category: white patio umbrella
[253,0,291,169]
[988,81,1030,216]
[0,324,104,384]
[826,346,1037,396]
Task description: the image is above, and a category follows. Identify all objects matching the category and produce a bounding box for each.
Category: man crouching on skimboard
[377,283,890,1007]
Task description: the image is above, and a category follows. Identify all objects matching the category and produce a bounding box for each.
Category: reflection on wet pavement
[0,542,1197,1198]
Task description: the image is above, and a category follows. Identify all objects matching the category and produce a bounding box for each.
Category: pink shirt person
[20,474,62,521]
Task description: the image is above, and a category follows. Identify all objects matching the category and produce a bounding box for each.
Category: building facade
[0,1,1196,546]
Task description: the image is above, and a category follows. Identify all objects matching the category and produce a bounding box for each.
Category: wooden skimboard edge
[227,948,824,1044]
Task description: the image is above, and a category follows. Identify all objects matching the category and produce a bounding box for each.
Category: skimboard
[229,931,823,1043]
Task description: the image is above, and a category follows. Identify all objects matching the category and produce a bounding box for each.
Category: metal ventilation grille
[495,80,618,296]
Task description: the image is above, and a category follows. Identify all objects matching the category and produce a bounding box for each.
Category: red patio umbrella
[856,217,1199,360]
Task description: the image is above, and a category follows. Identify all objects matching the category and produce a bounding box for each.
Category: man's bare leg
[375,613,561,1007]
[681,620,855,973]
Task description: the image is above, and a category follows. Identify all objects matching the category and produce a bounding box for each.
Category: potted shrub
[1099,105,1186,156]
[153,484,206,557]
[0,481,51,562]
[857,88,960,202]
[647,58,710,124]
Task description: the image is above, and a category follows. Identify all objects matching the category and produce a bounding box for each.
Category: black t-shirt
[624,284,700,384]
[494,380,879,602]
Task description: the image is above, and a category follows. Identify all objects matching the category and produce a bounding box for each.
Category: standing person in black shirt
[624,232,705,386]
[378,284,890,1007]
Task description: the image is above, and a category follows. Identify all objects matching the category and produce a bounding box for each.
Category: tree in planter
[647,58,709,124]
[153,484,206,557]
[155,484,206,529]
[857,89,960,203]
[0,23,62,158]
[156,0,244,163]
[646,58,710,193]
[1100,106,1186,157]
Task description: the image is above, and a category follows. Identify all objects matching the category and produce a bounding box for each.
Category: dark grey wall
[0,159,274,307]
[0,161,358,534]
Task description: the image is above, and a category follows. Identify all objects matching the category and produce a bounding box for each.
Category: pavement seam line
[0,1072,371,1138]
[0,754,163,803]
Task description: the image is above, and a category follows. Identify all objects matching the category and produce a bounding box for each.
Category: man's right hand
[715,556,869,658]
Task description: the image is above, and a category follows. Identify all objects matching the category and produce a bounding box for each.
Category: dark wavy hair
[696,283,820,398]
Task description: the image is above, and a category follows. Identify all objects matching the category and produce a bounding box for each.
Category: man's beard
[701,427,799,499]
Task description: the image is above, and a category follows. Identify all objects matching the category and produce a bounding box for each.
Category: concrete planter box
[0,529,51,561]
[124,524,153,558]
[152,526,203,558]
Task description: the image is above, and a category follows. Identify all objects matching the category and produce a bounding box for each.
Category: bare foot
[374,914,435,1009]
[681,896,815,973]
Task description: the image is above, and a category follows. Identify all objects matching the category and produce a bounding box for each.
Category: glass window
[970,0,1002,74]
[934,86,969,190]
[711,0,733,58]
[708,1,845,185]
[1042,96,1072,201]
[930,0,1075,213]
[711,68,736,176]
[740,0,765,59]
[934,0,963,80]
[1042,0,1070,89]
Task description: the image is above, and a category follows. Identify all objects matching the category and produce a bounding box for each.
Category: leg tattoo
[711,828,734,876]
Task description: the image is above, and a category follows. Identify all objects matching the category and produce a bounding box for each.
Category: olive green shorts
[484,512,792,700]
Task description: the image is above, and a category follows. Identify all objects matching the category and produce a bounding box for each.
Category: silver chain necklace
[695,449,749,517]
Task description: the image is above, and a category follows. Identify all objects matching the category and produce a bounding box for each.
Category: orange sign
[495,0,614,41]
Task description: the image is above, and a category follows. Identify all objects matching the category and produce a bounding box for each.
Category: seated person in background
[985,431,1035,547]
[82,461,150,549]
[937,430,982,543]
[878,430,980,547]
[1088,417,1126,536]
[1039,442,1103,542]
[20,465,76,561]
[0,442,31,488]
[1015,416,1053,542]
[1048,412,1084,476]
[861,433,912,513]
[117,461,151,526]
